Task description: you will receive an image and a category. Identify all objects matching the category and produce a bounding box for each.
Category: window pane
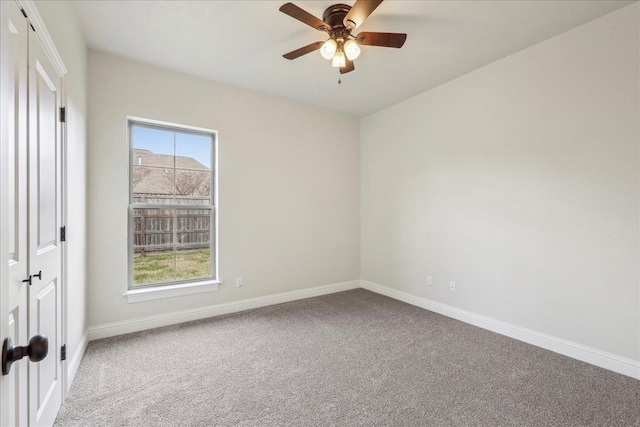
[132,166,175,203]
[133,207,174,285]
[132,125,174,160]
[175,209,211,281]
[176,132,212,170]
[174,169,211,204]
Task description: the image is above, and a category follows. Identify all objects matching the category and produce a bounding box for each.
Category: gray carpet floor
[55,289,640,426]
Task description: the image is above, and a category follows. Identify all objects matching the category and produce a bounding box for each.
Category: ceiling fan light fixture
[332,50,346,68]
[280,0,407,77]
[320,38,337,60]
[344,39,361,60]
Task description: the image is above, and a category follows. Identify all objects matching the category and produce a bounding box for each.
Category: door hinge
[60,226,66,242]
[20,8,27,18]
[60,107,66,123]
[61,344,66,361]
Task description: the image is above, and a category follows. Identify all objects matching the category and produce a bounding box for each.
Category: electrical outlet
[450,281,456,292]
[427,276,432,286]
[236,277,243,287]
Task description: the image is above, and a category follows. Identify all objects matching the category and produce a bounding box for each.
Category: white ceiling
[73,0,634,117]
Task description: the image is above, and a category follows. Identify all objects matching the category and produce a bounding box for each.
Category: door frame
[60,77,69,401]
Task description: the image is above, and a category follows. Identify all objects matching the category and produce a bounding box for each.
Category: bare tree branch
[132,167,151,187]
[175,171,209,196]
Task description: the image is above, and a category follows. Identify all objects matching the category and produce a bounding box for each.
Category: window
[128,118,217,290]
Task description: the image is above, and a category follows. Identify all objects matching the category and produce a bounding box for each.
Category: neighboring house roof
[133,149,211,197]
[133,149,209,171]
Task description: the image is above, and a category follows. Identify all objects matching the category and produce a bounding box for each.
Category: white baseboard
[361,280,640,380]
[66,330,89,391]
[88,280,360,341]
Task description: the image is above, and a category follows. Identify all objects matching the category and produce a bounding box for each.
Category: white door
[1,3,64,425]
[27,25,63,427]
[0,1,30,425]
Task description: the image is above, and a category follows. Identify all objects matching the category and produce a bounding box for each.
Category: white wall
[361,4,639,361]
[33,1,89,386]
[87,51,360,328]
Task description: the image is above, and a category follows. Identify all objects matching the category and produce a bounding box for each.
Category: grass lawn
[133,249,211,285]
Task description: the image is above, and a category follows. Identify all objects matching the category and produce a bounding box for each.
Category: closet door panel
[34,63,58,250]
[0,2,29,426]
[28,29,63,427]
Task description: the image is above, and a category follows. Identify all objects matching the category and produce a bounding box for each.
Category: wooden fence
[133,196,211,256]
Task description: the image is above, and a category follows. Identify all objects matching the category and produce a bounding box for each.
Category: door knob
[2,334,48,375]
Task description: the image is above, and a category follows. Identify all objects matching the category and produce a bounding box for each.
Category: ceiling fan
[279,0,407,76]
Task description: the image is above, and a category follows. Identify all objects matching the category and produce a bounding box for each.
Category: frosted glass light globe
[331,51,346,68]
[344,39,361,60]
[320,39,337,60]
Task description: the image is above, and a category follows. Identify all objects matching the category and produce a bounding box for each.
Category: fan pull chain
[338,70,342,85]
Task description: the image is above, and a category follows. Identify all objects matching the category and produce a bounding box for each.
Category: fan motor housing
[322,4,352,31]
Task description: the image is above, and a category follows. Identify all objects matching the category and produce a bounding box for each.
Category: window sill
[124,280,221,304]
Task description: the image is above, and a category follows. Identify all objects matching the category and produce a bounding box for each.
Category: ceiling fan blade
[283,41,325,60]
[343,0,384,30]
[340,59,355,74]
[279,3,330,32]
[357,32,407,48]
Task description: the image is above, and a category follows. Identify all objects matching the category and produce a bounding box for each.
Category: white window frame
[124,116,220,303]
